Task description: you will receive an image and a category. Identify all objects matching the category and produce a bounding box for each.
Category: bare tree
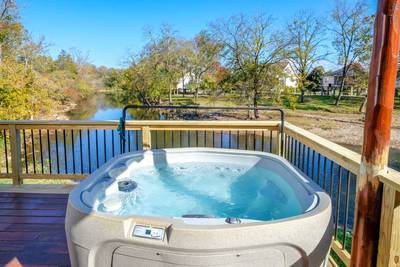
[190,30,222,102]
[330,0,373,105]
[20,35,48,68]
[176,40,194,96]
[0,0,18,64]
[143,25,180,103]
[210,14,286,118]
[287,11,327,103]
[0,0,16,21]
[69,47,90,69]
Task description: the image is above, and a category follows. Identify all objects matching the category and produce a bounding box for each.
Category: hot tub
[66,148,332,267]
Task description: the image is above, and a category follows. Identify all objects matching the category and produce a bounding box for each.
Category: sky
[19,0,377,68]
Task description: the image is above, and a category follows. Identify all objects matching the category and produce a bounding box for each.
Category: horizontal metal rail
[119,105,285,154]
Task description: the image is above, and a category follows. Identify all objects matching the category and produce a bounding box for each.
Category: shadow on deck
[0,192,70,267]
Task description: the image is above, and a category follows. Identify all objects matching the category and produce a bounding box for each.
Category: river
[68,94,400,171]
[67,94,129,120]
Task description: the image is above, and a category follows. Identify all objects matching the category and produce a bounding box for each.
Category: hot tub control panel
[133,225,165,240]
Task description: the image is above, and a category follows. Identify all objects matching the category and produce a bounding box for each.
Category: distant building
[176,73,193,93]
[322,68,342,95]
[322,63,366,95]
[280,62,297,88]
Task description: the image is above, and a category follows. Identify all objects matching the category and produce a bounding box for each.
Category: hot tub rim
[68,148,331,229]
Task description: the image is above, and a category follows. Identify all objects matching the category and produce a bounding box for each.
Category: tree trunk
[169,88,172,104]
[252,80,260,119]
[247,92,251,119]
[335,67,347,105]
[300,90,305,103]
[195,87,199,103]
[359,96,367,113]
[253,93,259,119]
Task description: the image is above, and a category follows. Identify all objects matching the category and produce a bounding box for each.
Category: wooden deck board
[0,193,70,267]
[0,192,336,267]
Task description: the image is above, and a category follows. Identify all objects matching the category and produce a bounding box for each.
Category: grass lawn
[170,94,242,107]
[169,94,397,114]
[281,95,365,113]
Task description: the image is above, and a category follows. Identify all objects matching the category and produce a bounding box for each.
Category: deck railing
[0,119,399,266]
[283,123,400,267]
[0,120,281,182]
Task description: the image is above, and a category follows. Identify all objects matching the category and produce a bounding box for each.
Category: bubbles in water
[93,161,304,221]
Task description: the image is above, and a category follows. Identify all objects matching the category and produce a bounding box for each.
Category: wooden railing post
[351,0,400,265]
[9,124,22,185]
[377,183,400,267]
[271,127,281,156]
[142,126,151,150]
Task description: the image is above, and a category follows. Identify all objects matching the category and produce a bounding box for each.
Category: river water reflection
[67,94,399,171]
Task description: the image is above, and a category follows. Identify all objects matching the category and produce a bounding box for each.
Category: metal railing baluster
[71,130,76,174]
[55,130,60,174]
[3,129,8,173]
[317,153,321,185]
[79,130,83,173]
[23,130,28,173]
[63,130,67,174]
[111,130,115,157]
[343,170,351,250]
[31,129,36,174]
[87,130,91,173]
[39,130,44,174]
[302,144,306,172]
[95,130,99,168]
[47,129,52,174]
[103,130,107,162]
[127,130,131,152]
[334,166,343,240]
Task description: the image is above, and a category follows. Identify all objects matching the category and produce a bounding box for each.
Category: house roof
[325,63,365,77]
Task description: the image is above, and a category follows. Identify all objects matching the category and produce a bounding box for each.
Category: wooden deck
[0,191,337,267]
[0,192,70,267]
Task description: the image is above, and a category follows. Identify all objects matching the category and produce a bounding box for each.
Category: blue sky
[19,0,377,68]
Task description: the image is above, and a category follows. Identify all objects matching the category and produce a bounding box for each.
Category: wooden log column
[351,0,400,266]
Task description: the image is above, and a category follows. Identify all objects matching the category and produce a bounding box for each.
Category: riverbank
[66,93,400,149]
[284,109,400,149]
[192,94,400,149]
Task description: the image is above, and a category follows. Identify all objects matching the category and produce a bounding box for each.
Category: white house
[281,62,298,88]
[176,73,193,93]
[322,76,335,89]
[283,64,297,88]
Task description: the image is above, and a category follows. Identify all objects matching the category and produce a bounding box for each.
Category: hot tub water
[93,161,304,221]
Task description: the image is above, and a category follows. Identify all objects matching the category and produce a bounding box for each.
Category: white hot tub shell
[66,148,333,267]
